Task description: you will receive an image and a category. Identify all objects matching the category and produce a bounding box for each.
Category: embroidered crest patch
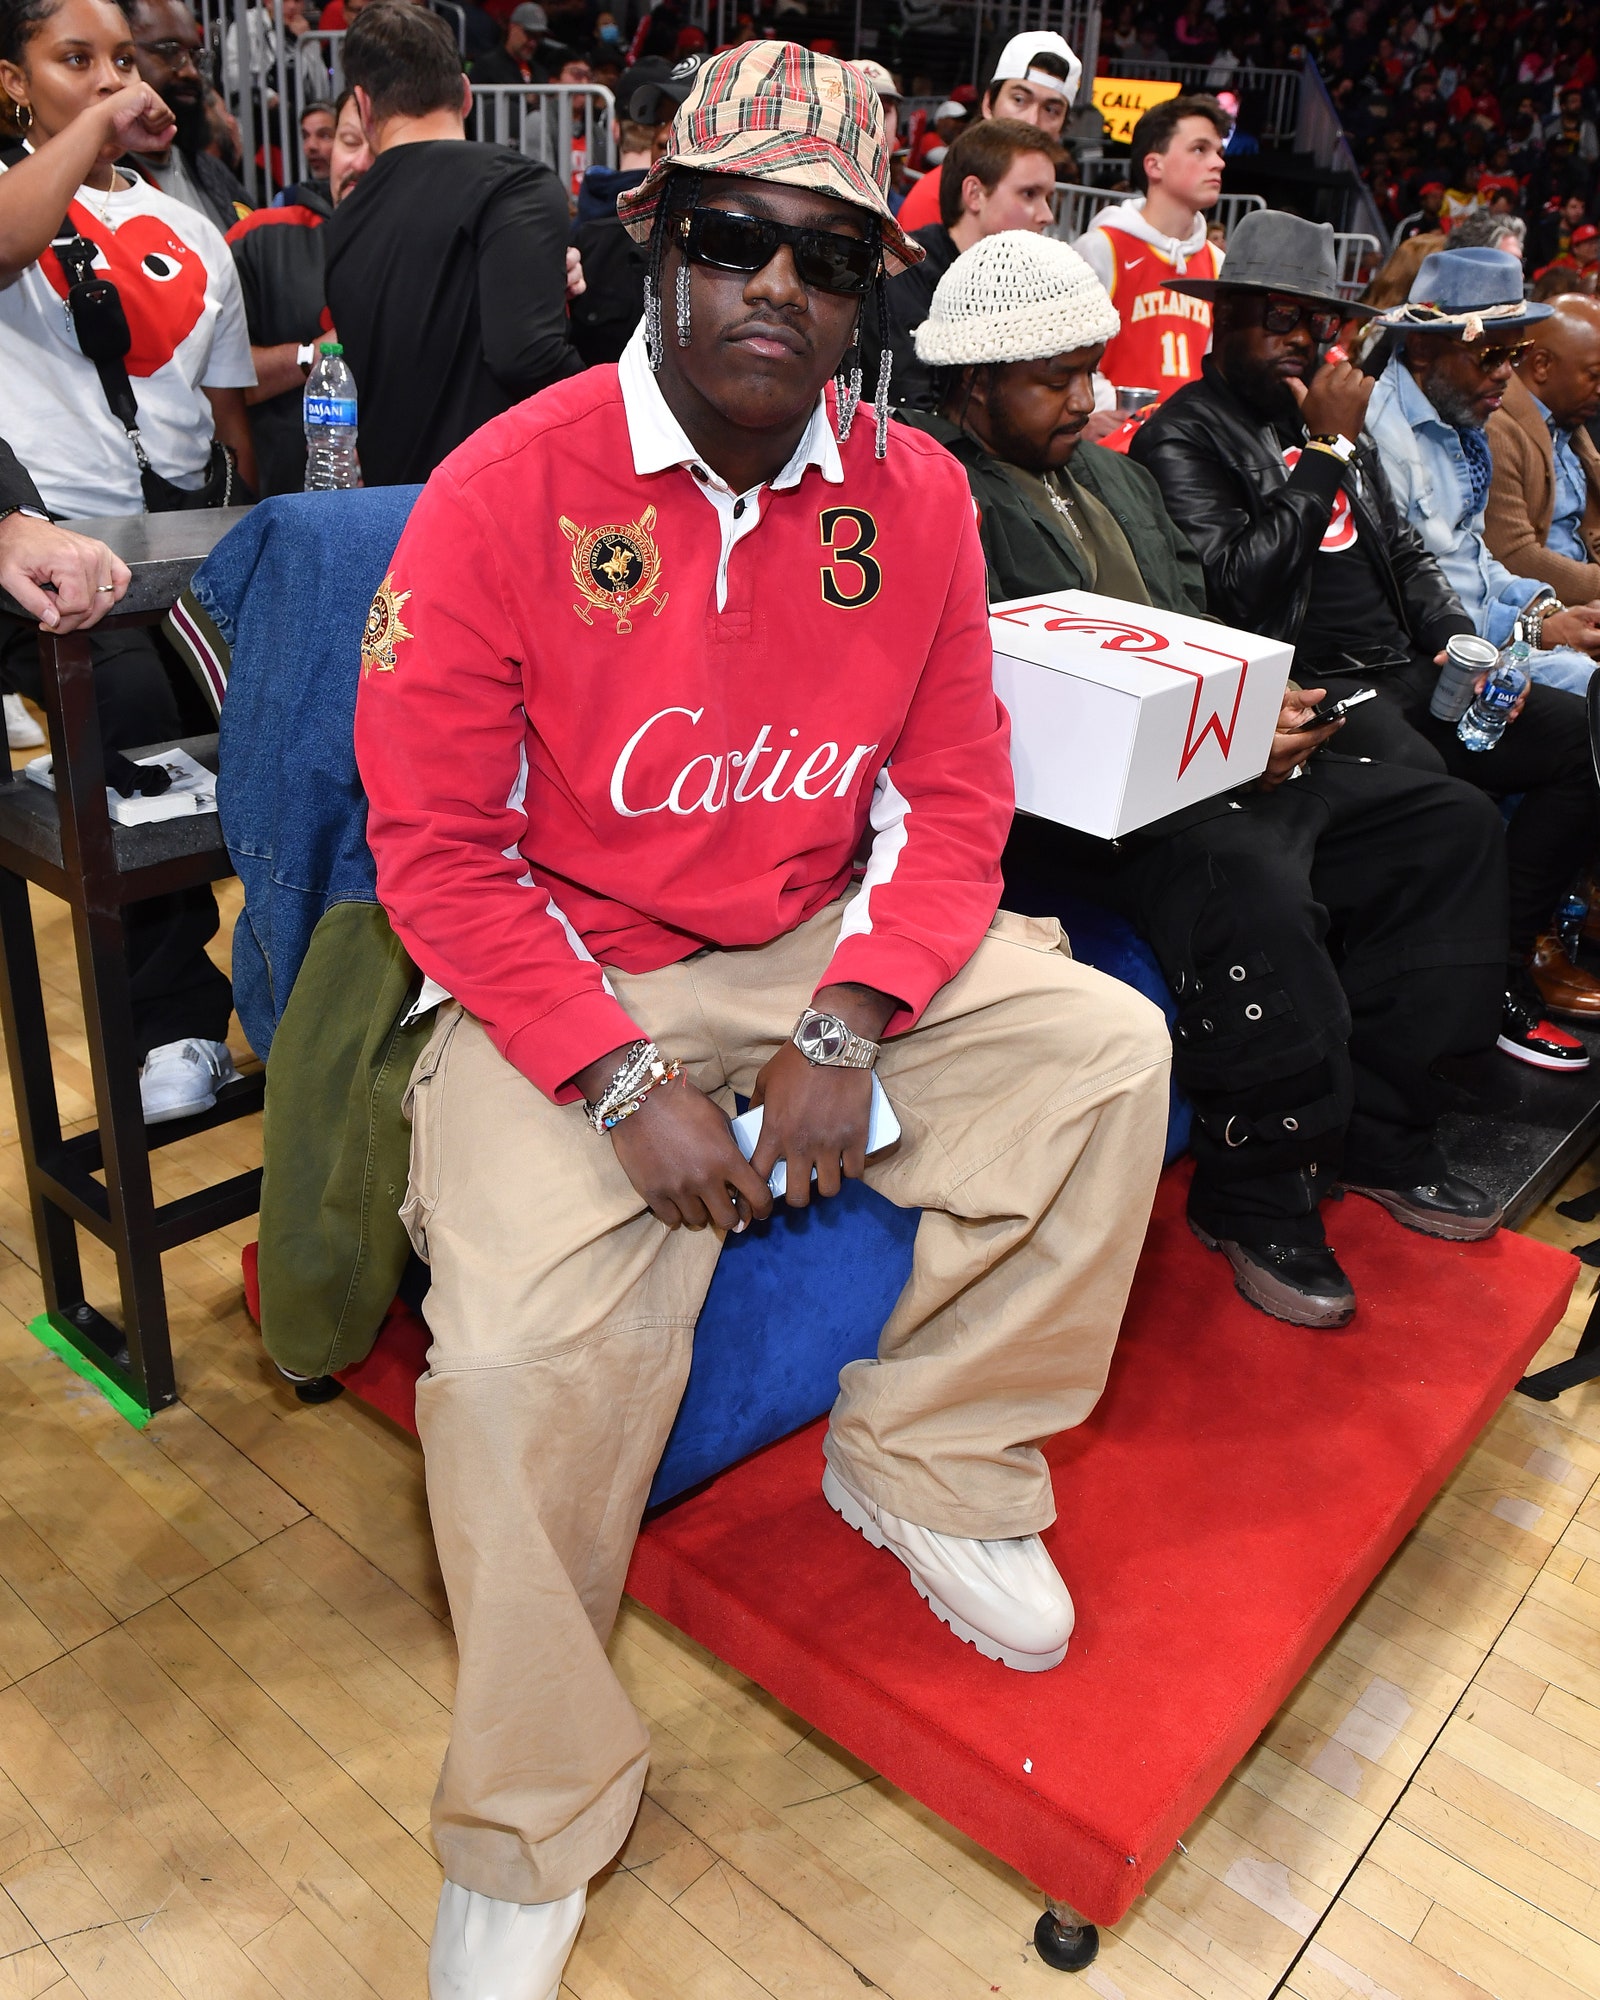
[363,572,413,675]
[559,506,668,634]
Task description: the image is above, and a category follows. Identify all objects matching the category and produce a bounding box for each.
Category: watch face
[800,1014,849,1062]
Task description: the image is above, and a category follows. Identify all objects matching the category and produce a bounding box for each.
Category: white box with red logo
[989,590,1294,839]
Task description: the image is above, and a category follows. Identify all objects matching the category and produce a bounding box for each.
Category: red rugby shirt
[354,349,1011,1101]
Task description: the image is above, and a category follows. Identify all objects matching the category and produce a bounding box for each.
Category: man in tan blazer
[1485,295,1600,604]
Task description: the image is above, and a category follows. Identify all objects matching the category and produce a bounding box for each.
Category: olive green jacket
[894,410,1209,618]
[257,900,436,1379]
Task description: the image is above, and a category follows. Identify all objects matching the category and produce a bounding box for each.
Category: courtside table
[0,509,263,1422]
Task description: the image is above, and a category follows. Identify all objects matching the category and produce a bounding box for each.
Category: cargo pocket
[398,1002,464,1263]
[988,907,1074,958]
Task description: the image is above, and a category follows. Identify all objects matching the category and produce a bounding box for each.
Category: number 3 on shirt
[820,507,882,609]
[1160,330,1192,378]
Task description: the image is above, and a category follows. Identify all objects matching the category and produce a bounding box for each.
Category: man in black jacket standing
[1132,210,1600,1073]
[324,2,580,486]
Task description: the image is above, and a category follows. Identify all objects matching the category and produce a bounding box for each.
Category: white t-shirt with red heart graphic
[0,158,255,519]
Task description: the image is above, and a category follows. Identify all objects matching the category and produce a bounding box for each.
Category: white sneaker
[138,1038,239,1124]
[4,694,43,749]
[429,1881,585,2000]
[822,1461,1074,1672]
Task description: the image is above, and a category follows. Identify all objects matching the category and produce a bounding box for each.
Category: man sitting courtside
[1131,211,1600,1069]
[899,231,1508,1329]
[1366,248,1600,699]
[356,49,1170,2000]
[1484,294,1600,605]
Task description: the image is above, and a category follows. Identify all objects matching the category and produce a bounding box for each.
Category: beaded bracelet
[586,1039,683,1134]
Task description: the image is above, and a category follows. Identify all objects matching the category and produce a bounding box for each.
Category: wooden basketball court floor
[1,864,1600,2000]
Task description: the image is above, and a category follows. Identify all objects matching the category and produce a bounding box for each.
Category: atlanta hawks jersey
[1097,233,1220,400]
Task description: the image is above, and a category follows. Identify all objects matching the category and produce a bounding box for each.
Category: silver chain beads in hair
[644,275,664,372]
[834,354,863,442]
[873,345,892,460]
[675,257,692,347]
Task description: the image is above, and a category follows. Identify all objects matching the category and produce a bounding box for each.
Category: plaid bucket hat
[616,41,925,274]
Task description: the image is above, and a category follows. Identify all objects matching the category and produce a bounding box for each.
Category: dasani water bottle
[303,340,359,490]
[1456,641,1530,752]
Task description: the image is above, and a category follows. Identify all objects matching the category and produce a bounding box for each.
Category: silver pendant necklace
[1044,474,1080,528]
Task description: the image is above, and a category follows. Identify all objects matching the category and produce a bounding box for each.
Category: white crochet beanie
[914,231,1121,368]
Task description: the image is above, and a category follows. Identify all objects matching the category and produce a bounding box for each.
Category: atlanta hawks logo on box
[560,506,669,634]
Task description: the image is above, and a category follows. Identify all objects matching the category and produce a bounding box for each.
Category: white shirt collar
[617,323,844,493]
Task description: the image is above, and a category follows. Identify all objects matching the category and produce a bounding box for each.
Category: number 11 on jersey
[1160,330,1192,378]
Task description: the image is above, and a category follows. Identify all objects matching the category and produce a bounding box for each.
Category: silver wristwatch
[792,1008,878,1069]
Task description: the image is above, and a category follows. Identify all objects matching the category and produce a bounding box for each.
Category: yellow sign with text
[1092,75,1182,147]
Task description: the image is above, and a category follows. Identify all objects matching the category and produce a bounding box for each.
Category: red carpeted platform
[243,1171,1577,1927]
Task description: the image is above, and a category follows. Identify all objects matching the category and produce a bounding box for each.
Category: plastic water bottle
[303,341,359,490]
[1456,641,1530,752]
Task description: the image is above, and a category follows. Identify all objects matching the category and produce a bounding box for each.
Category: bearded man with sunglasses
[1366,249,1600,697]
[356,44,1170,2000]
[1133,213,1600,1074]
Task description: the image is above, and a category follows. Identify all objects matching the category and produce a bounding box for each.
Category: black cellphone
[1296,687,1378,730]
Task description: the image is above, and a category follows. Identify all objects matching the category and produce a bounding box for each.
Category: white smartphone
[729,1073,901,1199]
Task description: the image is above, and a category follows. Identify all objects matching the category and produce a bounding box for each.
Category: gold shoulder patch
[559,505,668,635]
[363,572,413,676]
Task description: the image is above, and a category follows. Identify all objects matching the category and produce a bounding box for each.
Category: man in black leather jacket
[1131,211,1600,1071]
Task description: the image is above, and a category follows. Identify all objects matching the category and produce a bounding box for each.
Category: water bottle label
[1483,682,1519,712]
[304,395,356,426]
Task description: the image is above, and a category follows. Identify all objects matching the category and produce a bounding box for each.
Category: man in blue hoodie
[569,56,699,363]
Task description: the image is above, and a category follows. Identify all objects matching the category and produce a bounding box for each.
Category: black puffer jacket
[1129,358,1472,659]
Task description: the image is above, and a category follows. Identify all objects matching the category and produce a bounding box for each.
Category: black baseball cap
[623,54,704,126]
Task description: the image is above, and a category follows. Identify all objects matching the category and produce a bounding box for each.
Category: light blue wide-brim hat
[1379,245,1553,340]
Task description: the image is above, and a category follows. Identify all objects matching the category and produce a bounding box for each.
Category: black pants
[1306,654,1597,959]
[0,616,232,1062]
[1007,754,1508,1248]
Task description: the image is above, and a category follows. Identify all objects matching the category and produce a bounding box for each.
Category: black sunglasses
[675,207,881,296]
[1262,296,1345,343]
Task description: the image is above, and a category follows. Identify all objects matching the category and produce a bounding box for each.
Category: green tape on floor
[27,1313,152,1430]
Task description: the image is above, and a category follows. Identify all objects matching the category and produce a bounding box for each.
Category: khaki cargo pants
[402,898,1171,1904]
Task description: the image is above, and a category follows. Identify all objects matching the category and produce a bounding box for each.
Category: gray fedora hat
[1168,209,1374,317]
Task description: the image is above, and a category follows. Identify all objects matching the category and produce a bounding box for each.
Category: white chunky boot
[823,1461,1075,1672]
[428,1881,585,2000]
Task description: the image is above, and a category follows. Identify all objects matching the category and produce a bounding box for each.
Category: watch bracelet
[1528,595,1563,650]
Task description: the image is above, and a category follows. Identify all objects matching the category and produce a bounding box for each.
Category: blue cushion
[649,1180,920,1504]
[648,900,1185,1507]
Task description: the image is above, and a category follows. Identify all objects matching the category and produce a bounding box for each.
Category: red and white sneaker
[1498,995,1590,1072]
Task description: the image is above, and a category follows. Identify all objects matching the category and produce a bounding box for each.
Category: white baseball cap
[851,58,902,102]
[988,31,1082,107]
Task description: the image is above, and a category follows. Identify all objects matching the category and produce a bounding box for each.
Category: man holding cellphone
[1133,211,1600,1076]
[906,230,1509,1334]
[356,48,1170,2000]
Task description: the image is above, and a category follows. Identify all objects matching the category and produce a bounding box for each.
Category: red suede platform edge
[623,1170,1574,1922]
